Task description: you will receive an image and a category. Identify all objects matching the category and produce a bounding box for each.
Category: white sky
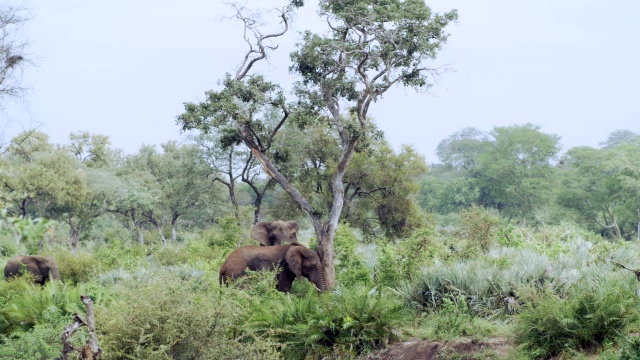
[3,0,639,163]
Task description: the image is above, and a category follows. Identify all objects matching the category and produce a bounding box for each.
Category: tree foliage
[179,0,457,288]
[474,124,560,224]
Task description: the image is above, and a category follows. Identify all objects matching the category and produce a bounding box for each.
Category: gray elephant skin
[252,220,299,246]
[4,255,60,285]
[219,243,326,292]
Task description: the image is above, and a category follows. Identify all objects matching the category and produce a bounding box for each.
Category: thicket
[3,206,640,359]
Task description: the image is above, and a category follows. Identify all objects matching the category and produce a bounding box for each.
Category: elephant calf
[4,255,60,285]
[219,243,326,292]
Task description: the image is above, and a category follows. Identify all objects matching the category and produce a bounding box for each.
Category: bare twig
[611,260,640,282]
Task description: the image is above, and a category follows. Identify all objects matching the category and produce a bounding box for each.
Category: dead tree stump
[60,294,102,360]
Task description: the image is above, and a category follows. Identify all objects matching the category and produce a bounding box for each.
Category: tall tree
[559,140,640,239]
[475,124,560,224]
[68,131,120,168]
[179,1,457,288]
[0,5,29,106]
[112,170,161,245]
[119,142,214,243]
[436,127,488,172]
[599,129,639,149]
[418,171,480,215]
[0,131,83,218]
[47,168,124,252]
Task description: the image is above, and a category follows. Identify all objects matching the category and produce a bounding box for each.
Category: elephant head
[4,255,60,285]
[251,220,299,246]
[219,243,326,293]
[285,245,326,292]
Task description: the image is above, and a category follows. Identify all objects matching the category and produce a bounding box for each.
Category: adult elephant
[219,243,326,292]
[4,255,60,285]
[251,220,299,246]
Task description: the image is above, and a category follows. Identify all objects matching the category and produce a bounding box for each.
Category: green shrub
[335,224,372,286]
[374,242,404,286]
[495,224,523,248]
[514,278,639,359]
[0,211,54,254]
[0,318,68,360]
[48,250,97,284]
[453,205,499,257]
[92,240,147,270]
[152,243,192,266]
[203,216,242,248]
[247,285,410,359]
[373,227,449,287]
[415,295,498,340]
[0,278,84,335]
[619,336,640,360]
[0,238,20,257]
[97,272,278,359]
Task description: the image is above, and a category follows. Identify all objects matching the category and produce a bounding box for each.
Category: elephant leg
[276,270,296,292]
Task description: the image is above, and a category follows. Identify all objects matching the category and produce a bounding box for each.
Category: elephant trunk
[318,272,327,292]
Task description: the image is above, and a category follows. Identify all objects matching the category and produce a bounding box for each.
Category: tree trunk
[154,221,167,244]
[317,225,337,290]
[70,228,80,253]
[137,226,145,245]
[235,121,358,289]
[170,212,179,243]
[613,218,622,239]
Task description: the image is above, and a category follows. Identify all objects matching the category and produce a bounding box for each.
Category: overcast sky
[3,0,639,163]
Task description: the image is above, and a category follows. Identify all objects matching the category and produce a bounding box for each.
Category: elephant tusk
[312,283,321,292]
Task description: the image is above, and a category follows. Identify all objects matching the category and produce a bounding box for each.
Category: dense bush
[203,215,243,248]
[415,295,498,340]
[335,224,373,286]
[0,278,84,335]
[247,285,410,359]
[49,250,97,284]
[514,277,639,358]
[92,240,147,270]
[453,205,499,257]
[0,320,69,360]
[97,271,278,359]
[373,227,450,287]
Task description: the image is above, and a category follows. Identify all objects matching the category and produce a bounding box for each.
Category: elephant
[4,255,60,285]
[219,243,326,292]
[251,220,299,246]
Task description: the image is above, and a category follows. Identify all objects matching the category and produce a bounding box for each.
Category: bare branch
[232,4,292,80]
[265,103,289,150]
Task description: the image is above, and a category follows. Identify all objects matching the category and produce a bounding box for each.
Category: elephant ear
[251,222,272,246]
[285,246,304,277]
[287,220,299,234]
